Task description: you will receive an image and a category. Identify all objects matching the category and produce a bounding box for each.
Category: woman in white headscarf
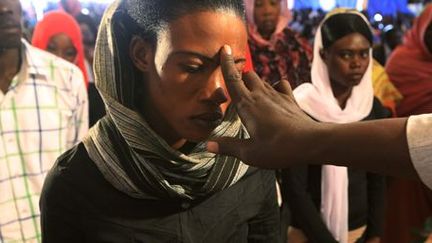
[282,9,388,243]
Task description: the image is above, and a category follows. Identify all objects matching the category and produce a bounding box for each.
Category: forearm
[313,118,418,179]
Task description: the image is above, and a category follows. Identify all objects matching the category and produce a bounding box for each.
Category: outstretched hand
[207,45,319,168]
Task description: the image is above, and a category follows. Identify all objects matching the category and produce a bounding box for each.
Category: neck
[331,81,352,109]
[0,48,21,94]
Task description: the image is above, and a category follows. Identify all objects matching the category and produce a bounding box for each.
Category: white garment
[293,10,374,243]
[407,114,432,190]
[0,40,88,242]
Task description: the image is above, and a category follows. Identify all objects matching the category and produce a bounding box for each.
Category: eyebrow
[339,48,370,52]
[171,50,247,64]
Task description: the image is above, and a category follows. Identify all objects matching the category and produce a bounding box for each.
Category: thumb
[206,137,251,160]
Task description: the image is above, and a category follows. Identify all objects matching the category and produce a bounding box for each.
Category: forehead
[330,33,370,50]
[164,10,247,57]
[49,33,75,47]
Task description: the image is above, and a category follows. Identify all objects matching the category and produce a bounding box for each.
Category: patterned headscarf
[83,0,249,200]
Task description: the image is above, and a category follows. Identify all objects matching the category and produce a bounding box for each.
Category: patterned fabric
[0,40,88,242]
[83,0,249,201]
[244,0,312,87]
[248,28,312,87]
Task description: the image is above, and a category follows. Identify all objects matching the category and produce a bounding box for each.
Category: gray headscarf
[83,0,249,200]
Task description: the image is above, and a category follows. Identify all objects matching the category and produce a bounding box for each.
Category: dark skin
[207,45,418,181]
[0,0,22,94]
[253,0,280,40]
[46,33,78,64]
[130,11,247,149]
[320,33,370,108]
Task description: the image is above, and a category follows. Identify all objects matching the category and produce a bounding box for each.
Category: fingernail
[206,141,219,153]
[224,45,232,55]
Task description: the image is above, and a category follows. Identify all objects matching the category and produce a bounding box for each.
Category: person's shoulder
[26,43,79,72]
[41,143,90,202]
[44,143,89,182]
[25,42,85,90]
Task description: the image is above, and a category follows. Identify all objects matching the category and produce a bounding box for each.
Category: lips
[191,111,224,129]
[348,73,364,80]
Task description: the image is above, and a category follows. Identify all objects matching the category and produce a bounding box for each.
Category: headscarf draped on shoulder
[82,0,249,200]
[293,9,374,243]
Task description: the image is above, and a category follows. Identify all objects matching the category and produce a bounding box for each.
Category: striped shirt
[0,40,88,243]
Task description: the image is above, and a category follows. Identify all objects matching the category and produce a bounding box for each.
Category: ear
[129,36,153,72]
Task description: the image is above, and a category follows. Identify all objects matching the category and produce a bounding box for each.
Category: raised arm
[207,45,419,180]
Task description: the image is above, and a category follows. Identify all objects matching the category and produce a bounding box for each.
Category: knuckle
[225,72,242,82]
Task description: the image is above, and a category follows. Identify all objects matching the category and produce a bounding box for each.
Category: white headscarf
[293,9,374,243]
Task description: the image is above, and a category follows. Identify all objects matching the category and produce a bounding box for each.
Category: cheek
[327,59,348,84]
[332,60,350,76]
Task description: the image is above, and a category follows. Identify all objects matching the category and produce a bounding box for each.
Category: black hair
[321,13,373,49]
[108,0,246,107]
[122,0,245,46]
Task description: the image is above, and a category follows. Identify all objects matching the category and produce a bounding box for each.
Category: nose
[262,4,275,15]
[201,68,229,106]
[350,55,362,69]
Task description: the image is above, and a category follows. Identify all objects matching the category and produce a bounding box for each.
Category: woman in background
[32,11,88,87]
[284,9,388,243]
[244,0,312,87]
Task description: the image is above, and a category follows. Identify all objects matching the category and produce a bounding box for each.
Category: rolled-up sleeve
[406,114,432,189]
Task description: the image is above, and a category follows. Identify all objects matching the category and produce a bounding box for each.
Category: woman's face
[424,23,432,53]
[46,33,77,63]
[253,0,280,39]
[132,11,247,148]
[321,32,370,90]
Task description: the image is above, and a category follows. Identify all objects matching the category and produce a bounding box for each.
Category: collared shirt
[407,114,432,190]
[0,40,88,243]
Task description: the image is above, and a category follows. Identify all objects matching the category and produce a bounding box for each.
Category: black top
[40,143,281,243]
[280,98,390,243]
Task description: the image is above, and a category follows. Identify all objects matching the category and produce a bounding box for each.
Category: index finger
[220,45,250,103]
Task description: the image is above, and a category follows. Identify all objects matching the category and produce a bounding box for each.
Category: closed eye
[180,64,203,74]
